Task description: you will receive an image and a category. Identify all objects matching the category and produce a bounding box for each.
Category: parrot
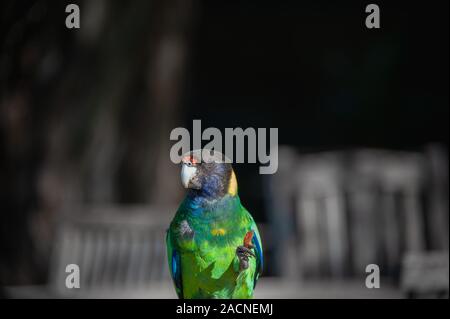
[166,150,263,299]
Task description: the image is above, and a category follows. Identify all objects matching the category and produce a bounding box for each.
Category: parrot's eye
[182,155,200,167]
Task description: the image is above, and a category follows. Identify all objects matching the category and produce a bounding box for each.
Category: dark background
[0,0,448,298]
[187,1,448,148]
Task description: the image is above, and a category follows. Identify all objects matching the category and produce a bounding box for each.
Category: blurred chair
[294,151,348,279]
[349,149,427,278]
[400,251,449,298]
[266,145,449,297]
[6,205,177,298]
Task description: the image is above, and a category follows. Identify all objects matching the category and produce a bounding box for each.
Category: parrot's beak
[181,164,197,188]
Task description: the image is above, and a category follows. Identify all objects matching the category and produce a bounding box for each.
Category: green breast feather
[166,194,263,299]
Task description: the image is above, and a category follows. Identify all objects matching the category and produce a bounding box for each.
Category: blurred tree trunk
[0,0,195,286]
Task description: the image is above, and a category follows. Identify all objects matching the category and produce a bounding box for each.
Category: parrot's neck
[184,190,241,218]
[189,168,238,201]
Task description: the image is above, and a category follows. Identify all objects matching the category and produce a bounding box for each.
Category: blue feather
[252,230,263,287]
[171,250,182,294]
[167,228,183,298]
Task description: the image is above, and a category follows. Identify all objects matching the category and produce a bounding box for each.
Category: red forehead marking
[182,155,199,164]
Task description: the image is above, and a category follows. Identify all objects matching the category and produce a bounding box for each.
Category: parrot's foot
[236,245,255,271]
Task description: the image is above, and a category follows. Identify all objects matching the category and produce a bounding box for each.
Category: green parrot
[166,150,263,299]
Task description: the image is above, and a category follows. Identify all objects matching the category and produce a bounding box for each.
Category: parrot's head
[180,149,238,198]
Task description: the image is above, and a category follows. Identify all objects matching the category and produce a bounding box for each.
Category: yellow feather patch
[211,228,226,236]
[227,170,238,196]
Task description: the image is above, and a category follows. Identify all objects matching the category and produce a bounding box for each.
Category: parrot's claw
[236,245,255,271]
